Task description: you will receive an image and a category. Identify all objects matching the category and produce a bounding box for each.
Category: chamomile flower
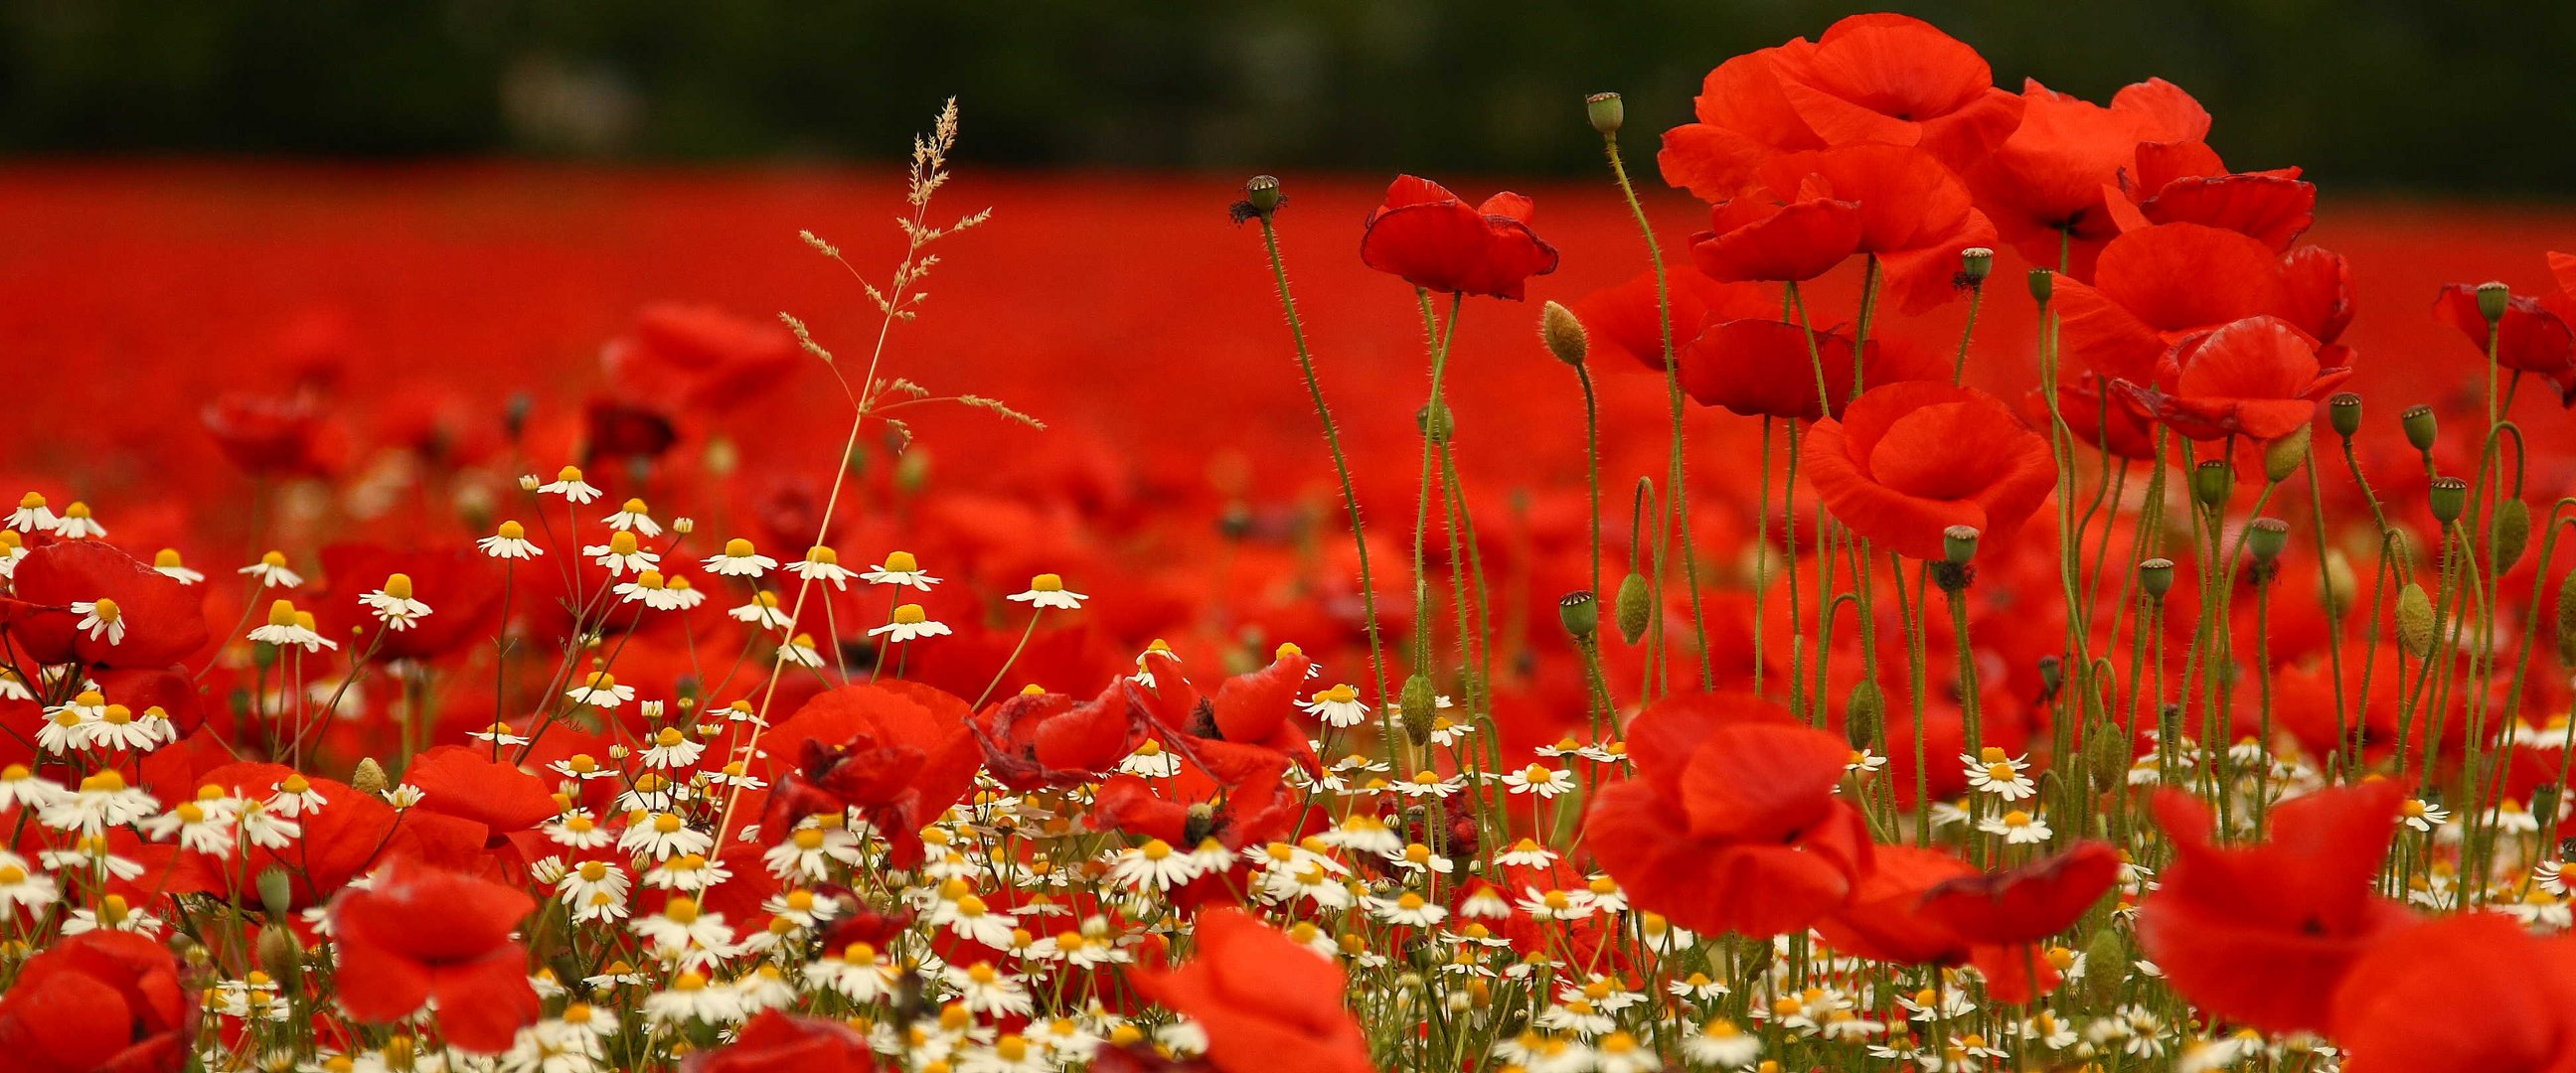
[40,770,161,835]
[2402,796,2451,832]
[704,537,777,578]
[1116,738,1183,777]
[564,672,633,709]
[52,501,104,538]
[860,549,940,590]
[9,491,59,533]
[639,726,705,770]
[246,600,337,652]
[765,823,866,880]
[1964,747,2037,800]
[1392,769,1464,799]
[359,573,433,631]
[478,520,544,559]
[585,531,659,576]
[151,548,205,584]
[726,591,791,630]
[1006,573,1086,610]
[619,811,714,858]
[944,962,1036,1017]
[0,531,22,577]
[69,598,125,645]
[1302,683,1372,728]
[1980,809,2053,843]
[1364,890,1449,927]
[777,633,827,669]
[0,765,64,812]
[469,720,531,747]
[0,852,61,912]
[614,569,690,610]
[538,465,602,504]
[601,498,662,536]
[630,897,738,972]
[927,882,1022,948]
[554,860,632,924]
[641,971,737,1026]
[240,549,304,588]
[141,798,237,854]
[870,603,950,644]
[1501,763,1577,798]
[788,545,856,589]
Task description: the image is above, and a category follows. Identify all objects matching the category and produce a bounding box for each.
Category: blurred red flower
[1359,176,1558,299]
[1676,318,1945,421]
[2330,912,2576,1073]
[1964,77,2210,278]
[1131,908,1375,1073]
[603,303,803,413]
[682,1009,879,1073]
[0,931,194,1073]
[330,861,541,1053]
[3,538,208,669]
[2433,281,2576,400]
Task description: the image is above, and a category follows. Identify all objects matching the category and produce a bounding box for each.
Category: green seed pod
[2329,391,2363,439]
[2139,557,2175,600]
[1244,174,1283,215]
[1399,674,1437,746]
[1845,680,1883,750]
[1614,571,1653,645]
[1584,91,1624,135]
[2084,927,2129,1007]
[2477,280,2511,323]
[2396,582,2439,660]
[2263,425,2311,484]
[1960,246,1994,286]
[2555,571,2576,668]
[2427,476,2469,526]
[2321,548,2357,618]
[2191,460,2232,508]
[1943,525,1981,565]
[2246,518,2290,565]
[2494,497,2532,569]
[1557,590,1599,641]
[2027,267,2054,305]
[1540,301,1588,367]
[2402,404,2438,452]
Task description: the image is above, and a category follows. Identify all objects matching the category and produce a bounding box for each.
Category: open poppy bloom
[0,931,194,1073]
[2028,373,2163,460]
[1584,692,1872,938]
[681,1009,880,1073]
[1131,908,1375,1073]
[2138,779,2413,1035]
[1359,176,1558,299]
[1660,13,2019,199]
[2433,280,2576,400]
[1129,645,1318,764]
[1801,382,2056,560]
[2330,912,2576,1073]
[2110,140,2317,252]
[603,302,803,414]
[2048,223,2351,385]
[1691,145,1997,313]
[971,680,1145,790]
[3,538,209,669]
[1570,266,1777,372]
[2113,315,2352,441]
[1915,840,2122,946]
[760,681,985,865]
[1676,318,1946,421]
[1965,77,2211,279]
[330,860,542,1053]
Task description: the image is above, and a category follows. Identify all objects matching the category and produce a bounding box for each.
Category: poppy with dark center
[1584,691,1873,938]
[1801,381,2056,560]
[1358,176,1559,300]
[2113,315,2352,442]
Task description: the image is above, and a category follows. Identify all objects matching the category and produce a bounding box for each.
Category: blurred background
[4,0,2573,197]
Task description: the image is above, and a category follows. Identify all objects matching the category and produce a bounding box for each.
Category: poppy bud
[2396,582,2439,659]
[2555,571,2576,667]
[2401,404,2438,452]
[2329,392,2363,439]
[1943,525,1980,566]
[2247,518,2289,565]
[2495,498,2532,568]
[1540,301,1588,367]
[2027,268,2053,305]
[2190,460,2231,508]
[2427,476,2468,526]
[2477,280,2511,323]
[1558,590,1599,640]
[257,864,293,919]
[1417,400,1455,445]
[2263,425,2310,484]
[2139,557,2175,600]
[352,756,389,795]
[257,920,303,987]
[2321,548,2357,618]
[2084,928,2129,1007]
[1399,675,1437,746]
[1960,247,1994,286]
[1845,681,1882,749]
[1584,92,1624,135]
[1614,572,1653,645]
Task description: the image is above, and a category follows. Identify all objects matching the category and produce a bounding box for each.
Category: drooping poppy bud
[1540,301,1588,367]
[1614,572,1653,645]
[2396,582,2438,659]
[2494,498,2531,568]
[1399,675,1436,746]
[2263,425,2310,484]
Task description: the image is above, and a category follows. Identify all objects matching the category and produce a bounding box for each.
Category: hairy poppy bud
[2495,498,2532,568]
[1558,590,1599,640]
[2246,518,2289,565]
[2477,280,2511,323]
[2427,476,2468,526]
[2263,425,2310,484]
[256,864,293,919]
[2139,557,2175,600]
[2555,571,2576,667]
[2401,404,2438,452]
[1959,246,1994,287]
[1399,675,1437,746]
[1845,681,1882,750]
[2191,460,2231,508]
[2329,392,2363,439]
[2321,548,2357,618]
[257,920,303,989]
[352,756,389,795]
[1614,572,1653,645]
[2396,582,2439,659]
[1417,401,1455,445]
[1540,301,1588,367]
[1584,92,1624,135]
[2084,928,2128,1006]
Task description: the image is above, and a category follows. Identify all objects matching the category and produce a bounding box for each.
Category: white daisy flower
[478,520,544,559]
[1005,573,1086,610]
[860,549,940,590]
[239,549,304,588]
[537,465,603,504]
[870,603,951,644]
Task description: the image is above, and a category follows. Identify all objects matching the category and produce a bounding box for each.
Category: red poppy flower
[972,681,1144,790]
[2433,282,2576,398]
[1915,841,2121,946]
[2113,140,2316,252]
[603,303,803,413]
[200,389,343,477]
[1359,176,1558,300]
[330,861,541,1054]
[1131,908,1375,1073]
[1569,267,1776,372]
[2330,913,2576,1073]
[1583,692,1872,938]
[2049,223,2317,384]
[759,681,985,866]
[160,761,398,909]
[399,744,562,849]
[1659,14,2020,199]
[1815,843,1979,965]
[1690,146,1996,314]
[1801,382,2055,560]
[2026,374,2161,460]
[681,1010,879,1073]
[0,931,194,1073]
[1690,177,1862,284]
[1966,78,2210,278]
[2137,779,2413,1035]
[2114,316,2352,442]
[3,538,208,669]
[1676,318,1946,421]
[1130,646,1317,764]
[315,542,505,661]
